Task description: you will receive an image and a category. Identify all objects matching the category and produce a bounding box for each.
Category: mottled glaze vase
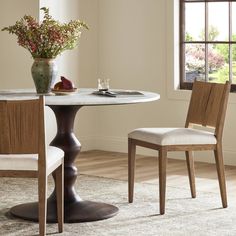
[31,58,58,94]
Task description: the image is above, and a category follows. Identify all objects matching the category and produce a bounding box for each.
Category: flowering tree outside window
[186,44,224,73]
[180,0,236,91]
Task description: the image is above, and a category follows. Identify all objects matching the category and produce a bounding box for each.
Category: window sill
[167,87,236,104]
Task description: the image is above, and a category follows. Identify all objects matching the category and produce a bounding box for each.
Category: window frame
[179,0,236,92]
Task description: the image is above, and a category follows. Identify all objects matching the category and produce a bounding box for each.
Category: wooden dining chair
[128,81,231,215]
[0,96,64,236]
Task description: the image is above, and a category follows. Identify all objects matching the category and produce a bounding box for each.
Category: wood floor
[77,150,236,195]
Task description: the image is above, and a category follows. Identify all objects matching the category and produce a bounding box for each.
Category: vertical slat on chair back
[185,81,230,137]
[0,97,44,154]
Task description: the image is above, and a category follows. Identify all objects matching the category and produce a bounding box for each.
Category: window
[180,0,236,91]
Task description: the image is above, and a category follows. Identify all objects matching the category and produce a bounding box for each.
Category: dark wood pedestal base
[10,199,118,223]
[10,105,119,223]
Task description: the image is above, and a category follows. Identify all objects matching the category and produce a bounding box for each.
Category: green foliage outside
[185,26,236,83]
[215,35,236,63]
[186,32,194,41]
[199,25,219,41]
[210,63,236,84]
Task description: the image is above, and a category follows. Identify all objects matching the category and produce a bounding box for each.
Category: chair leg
[55,163,64,233]
[128,138,136,203]
[38,174,47,236]
[214,144,227,208]
[159,147,167,215]
[185,151,196,198]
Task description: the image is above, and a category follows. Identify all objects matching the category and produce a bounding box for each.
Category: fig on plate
[61,76,74,90]
[53,76,75,90]
[54,81,64,90]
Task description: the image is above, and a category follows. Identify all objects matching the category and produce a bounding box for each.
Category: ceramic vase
[31,58,58,94]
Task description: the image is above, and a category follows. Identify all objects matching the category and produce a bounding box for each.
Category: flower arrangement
[1,7,88,58]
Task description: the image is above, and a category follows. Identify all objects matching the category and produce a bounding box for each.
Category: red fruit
[54,81,63,90]
[61,76,74,90]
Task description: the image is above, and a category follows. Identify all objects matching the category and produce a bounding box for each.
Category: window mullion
[205,1,209,82]
[229,1,233,83]
[180,0,186,86]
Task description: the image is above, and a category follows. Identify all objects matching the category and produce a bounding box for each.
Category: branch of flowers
[1,7,88,59]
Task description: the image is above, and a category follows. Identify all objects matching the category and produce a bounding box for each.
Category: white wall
[1,0,236,165]
[94,0,168,152]
[94,0,184,150]
[0,0,39,90]
[39,0,99,149]
[93,0,236,165]
[0,0,57,143]
[0,0,99,146]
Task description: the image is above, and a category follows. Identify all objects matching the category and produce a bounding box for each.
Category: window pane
[209,44,229,83]
[180,1,236,89]
[185,44,205,82]
[233,2,236,38]
[185,3,205,41]
[208,2,229,41]
[233,46,236,84]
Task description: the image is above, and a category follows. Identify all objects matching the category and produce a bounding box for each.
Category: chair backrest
[0,96,45,157]
[185,81,231,139]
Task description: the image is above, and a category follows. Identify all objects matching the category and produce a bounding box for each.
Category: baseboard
[79,135,236,166]
[77,135,95,152]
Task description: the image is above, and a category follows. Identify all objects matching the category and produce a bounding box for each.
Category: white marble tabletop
[0,88,160,106]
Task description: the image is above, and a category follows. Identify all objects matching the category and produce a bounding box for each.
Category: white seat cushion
[128,128,217,146]
[0,146,64,171]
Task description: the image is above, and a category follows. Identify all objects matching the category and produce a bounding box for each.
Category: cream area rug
[0,175,236,236]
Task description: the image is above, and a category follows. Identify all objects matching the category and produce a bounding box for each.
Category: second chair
[128,81,230,215]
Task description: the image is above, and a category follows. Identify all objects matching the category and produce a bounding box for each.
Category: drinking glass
[98,79,110,91]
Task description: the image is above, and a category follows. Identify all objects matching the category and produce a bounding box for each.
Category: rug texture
[0,174,236,236]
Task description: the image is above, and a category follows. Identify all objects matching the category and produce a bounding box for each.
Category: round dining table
[0,88,160,223]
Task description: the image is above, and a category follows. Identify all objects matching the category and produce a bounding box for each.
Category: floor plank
[77,150,236,195]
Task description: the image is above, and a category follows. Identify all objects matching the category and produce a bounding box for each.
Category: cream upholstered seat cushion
[128,128,217,146]
[0,146,64,171]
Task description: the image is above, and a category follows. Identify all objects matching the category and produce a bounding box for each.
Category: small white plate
[51,88,78,95]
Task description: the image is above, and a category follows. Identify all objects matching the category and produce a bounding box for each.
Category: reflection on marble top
[0,88,160,106]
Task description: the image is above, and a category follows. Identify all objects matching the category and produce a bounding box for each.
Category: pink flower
[29,42,37,52]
